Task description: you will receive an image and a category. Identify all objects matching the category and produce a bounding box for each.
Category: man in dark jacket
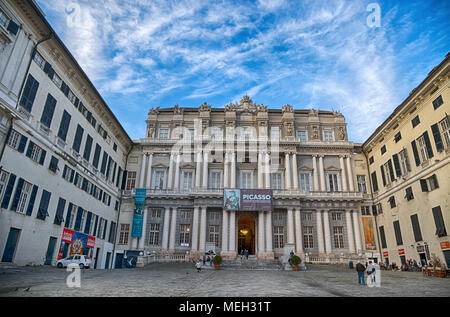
[356,261,366,285]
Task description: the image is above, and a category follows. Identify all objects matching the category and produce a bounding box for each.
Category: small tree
[291,255,301,267]
[213,255,223,265]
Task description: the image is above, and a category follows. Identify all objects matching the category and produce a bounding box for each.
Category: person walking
[356,261,366,285]
[366,260,376,285]
[196,260,202,272]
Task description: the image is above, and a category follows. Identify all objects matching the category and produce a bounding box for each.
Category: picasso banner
[362,216,376,251]
[223,189,273,211]
[131,188,146,238]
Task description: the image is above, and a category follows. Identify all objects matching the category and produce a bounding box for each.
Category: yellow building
[362,52,450,268]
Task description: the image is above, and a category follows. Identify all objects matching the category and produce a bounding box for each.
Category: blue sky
[35,0,450,142]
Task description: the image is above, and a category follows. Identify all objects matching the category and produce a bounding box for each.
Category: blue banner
[131,189,146,238]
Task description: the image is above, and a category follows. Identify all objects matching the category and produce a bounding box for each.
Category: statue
[282,104,293,113]
[173,104,182,114]
[148,106,160,115]
[338,127,346,140]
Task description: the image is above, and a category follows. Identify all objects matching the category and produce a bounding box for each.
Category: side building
[0,0,133,268]
[363,52,450,268]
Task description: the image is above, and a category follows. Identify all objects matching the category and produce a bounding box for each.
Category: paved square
[0,263,449,297]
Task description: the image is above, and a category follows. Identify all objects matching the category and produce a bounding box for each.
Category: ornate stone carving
[199,102,211,112]
[311,125,319,140]
[148,106,160,115]
[173,104,183,114]
[338,127,346,140]
[285,122,294,136]
[282,104,293,113]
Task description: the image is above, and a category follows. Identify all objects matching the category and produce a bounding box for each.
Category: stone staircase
[221,256,283,271]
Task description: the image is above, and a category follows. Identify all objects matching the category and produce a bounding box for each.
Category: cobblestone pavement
[0,262,449,297]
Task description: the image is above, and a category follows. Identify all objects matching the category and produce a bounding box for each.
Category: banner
[361,216,376,251]
[224,189,240,210]
[58,228,95,260]
[240,189,273,211]
[131,188,146,238]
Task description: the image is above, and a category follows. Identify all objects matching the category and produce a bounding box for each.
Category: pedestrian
[202,256,206,266]
[196,260,202,272]
[366,260,376,285]
[356,261,366,285]
[244,249,248,259]
[240,249,244,260]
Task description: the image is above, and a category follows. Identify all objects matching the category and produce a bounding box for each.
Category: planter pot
[214,264,220,270]
[293,265,299,271]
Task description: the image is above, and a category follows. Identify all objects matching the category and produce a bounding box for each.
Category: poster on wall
[361,217,376,251]
[224,189,240,210]
[57,228,96,260]
[131,188,147,238]
[240,189,273,211]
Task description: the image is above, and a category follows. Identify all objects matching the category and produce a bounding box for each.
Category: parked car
[56,254,92,269]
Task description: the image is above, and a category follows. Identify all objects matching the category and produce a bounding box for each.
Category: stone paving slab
[0,263,449,297]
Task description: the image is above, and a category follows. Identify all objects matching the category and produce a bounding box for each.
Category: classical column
[145,153,153,189]
[352,210,362,253]
[312,155,319,191]
[294,208,303,254]
[221,210,229,252]
[285,153,291,190]
[345,210,355,253]
[139,153,148,188]
[195,152,202,188]
[174,153,181,190]
[132,238,138,250]
[346,156,354,192]
[199,207,207,252]
[265,210,273,254]
[229,210,236,253]
[316,211,325,254]
[318,155,326,191]
[339,155,348,192]
[292,153,299,190]
[287,208,295,244]
[322,210,332,254]
[265,152,271,189]
[258,152,264,189]
[167,154,174,189]
[202,151,209,189]
[138,207,149,250]
[223,152,229,188]
[230,152,236,188]
[191,206,200,251]
[162,207,171,250]
[169,207,177,251]
[258,211,265,255]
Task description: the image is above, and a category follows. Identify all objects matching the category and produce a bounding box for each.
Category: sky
[35,0,450,142]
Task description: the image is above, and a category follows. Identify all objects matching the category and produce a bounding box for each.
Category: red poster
[87,236,96,248]
[61,228,74,243]
[398,249,405,255]
[383,251,389,257]
[440,241,450,250]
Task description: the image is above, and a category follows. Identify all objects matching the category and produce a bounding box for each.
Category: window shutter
[83,135,93,161]
[26,185,38,216]
[393,221,403,246]
[116,167,122,187]
[82,178,88,192]
[420,179,428,192]
[84,211,92,234]
[371,171,378,192]
[37,190,51,220]
[72,125,84,153]
[10,178,24,211]
[40,94,57,128]
[54,198,66,225]
[410,214,423,242]
[100,152,108,175]
[65,203,73,228]
[74,172,79,185]
[39,149,47,165]
[432,206,447,237]
[69,170,75,183]
[423,131,434,159]
[58,110,71,142]
[7,20,19,35]
[93,144,101,168]
[380,165,386,187]
[1,173,16,209]
[392,154,402,177]
[74,207,83,231]
[121,170,128,190]
[93,215,99,236]
[411,140,420,166]
[432,174,439,188]
[103,220,108,239]
[379,226,387,249]
[387,159,395,182]
[17,135,28,153]
[19,75,39,112]
[431,123,444,152]
[25,141,34,158]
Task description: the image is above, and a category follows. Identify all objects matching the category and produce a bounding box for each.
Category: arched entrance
[237,215,255,255]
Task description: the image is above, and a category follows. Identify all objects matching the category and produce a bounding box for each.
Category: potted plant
[213,255,222,270]
[291,255,301,271]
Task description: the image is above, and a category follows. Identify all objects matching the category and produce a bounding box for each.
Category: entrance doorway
[419,253,427,266]
[237,215,255,255]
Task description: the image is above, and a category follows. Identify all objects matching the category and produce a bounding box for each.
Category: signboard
[361,217,376,251]
[417,245,425,253]
[383,251,389,258]
[240,189,273,211]
[58,228,95,260]
[440,241,450,250]
[224,189,240,210]
[131,188,147,238]
[398,249,405,255]
[223,189,273,211]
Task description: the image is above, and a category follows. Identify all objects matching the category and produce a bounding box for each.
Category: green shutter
[1,173,16,209]
[431,123,444,152]
[26,185,38,216]
[392,154,402,177]
[411,140,420,166]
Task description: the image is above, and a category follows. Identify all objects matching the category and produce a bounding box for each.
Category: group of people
[355,260,378,285]
[195,250,215,272]
[239,249,249,260]
[379,258,427,272]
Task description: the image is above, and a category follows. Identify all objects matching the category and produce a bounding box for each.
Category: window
[119,224,130,245]
[420,174,439,192]
[49,156,59,173]
[379,226,387,249]
[37,190,51,220]
[399,149,411,175]
[53,198,66,226]
[270,127,280,139]
[331,212,342,221]
[240,171,252,189]
[381,161,394,186]
[394,132,402,143]
[158,128,169,139]
[410,214,423,242]
[274,226,284,249]
[303,226,314,249]
[239,127,253,139]
[369,156,374,165]
[149,223,160,245]
[179,224,190,247]
[326,173,340,192]
[357,175,367,193]
[209,225,220,247]
[52,73,62,87]
[274,212,284,221]
[417,134,429,162]
[92,144,101,169]
[13,180,32,214]
[432,95,443,110]
[333,226,344,249]
[126,171,136,190]
[151,169,166,190]
[67,204,77,229]
[40,94,57,128]
[361,206,371,216]
[33,52,44,67]
[26,142,46,165]
[432,206,447,237]
[299,173,311,192]
[393,220,403,246]
[57,110,71,142]
[83,135,93,161]
[323,130,334,142]
[180,210,192,220]
[376,203,383,215]
[388,196,396,208]
[301,213,313,221]
[271,173,282,190]
[405,187,414,201]
[19,75,39,113]
[209,171,221,189]
[72,125,84,153]
[0,171,10,202]
[210,127,223,140]
[0,10,8,27]
[371,171,378,192]
[296,130,308,142]
[411,115,420,128]
[439,116,450,148]
[381,145,386,155]
[7,130,20,150]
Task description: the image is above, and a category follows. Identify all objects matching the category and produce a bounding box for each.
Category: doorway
[419,253,427,266]
[45,237,57,265]
[237,215,255,255]
[2,228,21,262]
